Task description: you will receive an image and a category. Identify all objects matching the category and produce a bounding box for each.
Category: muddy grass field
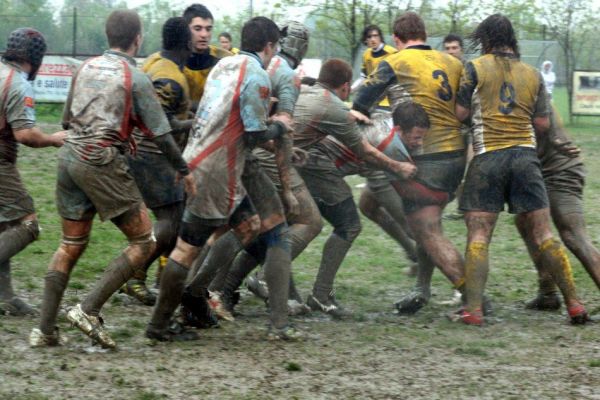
[2,99,600,399]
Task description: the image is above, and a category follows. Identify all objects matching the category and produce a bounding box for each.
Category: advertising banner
[572,70,600,116]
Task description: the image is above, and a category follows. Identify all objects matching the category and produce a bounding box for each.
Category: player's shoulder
[209,45,233,59]
[383,44,398,55]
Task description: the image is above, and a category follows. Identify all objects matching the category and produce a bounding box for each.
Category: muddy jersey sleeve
[6,80,35,130]
[322,101,363,153]
[533,72,551,118]
[456,61,478,109]
[152,78,186,120]
[240,72,269,132]
[352,60,397,115]
[271,66,300,116]
[132,71,171,138]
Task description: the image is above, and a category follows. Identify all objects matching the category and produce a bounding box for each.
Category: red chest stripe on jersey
[188,59,249,212]
[377,127,396,152]
[24,97,34,108]
[268,58,281,77]
[259,86,270,99]
[334,145,361,168]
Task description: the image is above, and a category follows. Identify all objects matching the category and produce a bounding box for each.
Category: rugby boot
[267,324,305,341]
[525,292,561,311]
[207,291,235,322]
[0,296,37,316]
[567,302,590,325]
[287,299,311,316]
[29,327,67,347]
[145,320,199,342]
[66,304,116,349]
[448,307,484,326]
[246,275,269,302]
[219,288,238,316]
[180,288,219,329]
[394,290,429,315]
[120,279,156,306]
[306,290,352,319]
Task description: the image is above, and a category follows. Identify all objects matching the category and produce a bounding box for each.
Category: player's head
[2,28,47,81]
[443,33,463,60]
[392,12,426,49]
[362,24,384,49]
[183,4,214,53]
[318,58,353,101]
[162,17,191,57]
[241,17,280,66]
[278,20,309,69]
[471,14,519,57]
[106,10,143,55]
[542,60,553,72]
[218,32,233,51]
[393,102,429,151]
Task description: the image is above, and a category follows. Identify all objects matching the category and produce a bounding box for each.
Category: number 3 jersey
[456,53,550,156]
[353,45,463,156]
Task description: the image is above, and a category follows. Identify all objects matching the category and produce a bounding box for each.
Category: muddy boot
[307,290,352,319]
[119,279,156,306]
[180,287,219,329]
[395,289,430,315]
[267,324,305,341]
[526,292,561,311]
[0,260,36,316]
[66,304,115,349]
[146,320,199,342]
[29,327,67,347]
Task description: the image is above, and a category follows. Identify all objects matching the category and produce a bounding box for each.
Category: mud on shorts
[127,151,184,210]
[460,147,549,214]
[402,150,466,214]
[0,161,35,222]
[297,151,353,206]
[243,154,285,230]
[55,147,143,221]
[544,163,586,216]
[179,195,257,247]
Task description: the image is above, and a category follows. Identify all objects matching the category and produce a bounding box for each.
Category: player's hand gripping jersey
[354,46,463,155]
[183,52,270,220]
[456,53,550,155]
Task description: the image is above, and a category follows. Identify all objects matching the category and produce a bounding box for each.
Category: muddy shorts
[243,154,285,229]
[402,150,465,214]
[180,195,257,247]
[0,161,34,222]
[544,164,586,216]
[460,147,549,214]
[127,151,184,209]
[297,151,352,206]
[56,146,143,221]
[253,148,305,191]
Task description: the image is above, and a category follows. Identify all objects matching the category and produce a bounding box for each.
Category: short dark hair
[219,32,232,41]
[393,12,426,42]
[393,102,430,132]
[241,17,279,53]
[162,17,191,52]
[470,14,519,57]
[317,58,353,89]
[443,33,463,48]
[105,10,142,51]
[183,4,213,24]
[361,24,384,44]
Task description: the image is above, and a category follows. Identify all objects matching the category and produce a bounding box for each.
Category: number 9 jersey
[353,45,464,156]
[456,53,550,156]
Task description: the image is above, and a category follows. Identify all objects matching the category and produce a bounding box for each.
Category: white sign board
[296,58,322,79]
[572,70,600,116]
[32,56,82,103]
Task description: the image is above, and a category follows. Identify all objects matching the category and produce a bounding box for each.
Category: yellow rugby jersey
[184,45,232,104]
[354,45,464,155]
[361,44,397,108]
[143,52,190,121]
[457,53,549,155]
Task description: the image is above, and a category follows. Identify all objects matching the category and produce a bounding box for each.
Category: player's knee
[21,219,40,241]
[59,233,90,261]
[235,215,261,245]
[335,220,362,242]
[260,223,290,251]
[358,191,378,219]
[126,231,157,262]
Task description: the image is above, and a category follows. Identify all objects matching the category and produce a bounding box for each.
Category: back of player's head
[443,33,463,48]
[317,58,353,89]
[278,20,309,68]
[3,27,47,81]
[471,14,519,56]
[219,32,232,41]
[241,17,280,53]
[362,24,384,44]
[105,9,142,51]
[183,3,213,24]
[393,12,426,42]
[162,17,191,52]
[393,102,430,132]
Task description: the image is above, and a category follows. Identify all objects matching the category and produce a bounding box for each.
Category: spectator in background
[218,32,239,54]
[541,60,556,99]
